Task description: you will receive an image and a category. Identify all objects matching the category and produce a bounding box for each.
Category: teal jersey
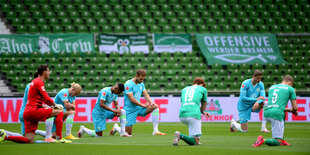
[123,79,145,112]
[237,79,265,111]
[93,87,118,113]
[19,83,30,117]
[54,89,76,107]
[264,84,296,121]
[179,85,208,120]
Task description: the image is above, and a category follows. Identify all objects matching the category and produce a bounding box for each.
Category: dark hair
[33,72,39,78]
[117,83,124,92]
[283,75,294,83]
[136,69,146,76]
[36,64,49,76]
[193,77,206,87]
[253,70,263,76]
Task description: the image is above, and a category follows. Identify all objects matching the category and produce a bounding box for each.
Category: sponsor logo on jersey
[102,92,106,96]
[242,84,245,88]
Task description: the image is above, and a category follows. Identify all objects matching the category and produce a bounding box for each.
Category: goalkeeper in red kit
[0,65,69,143]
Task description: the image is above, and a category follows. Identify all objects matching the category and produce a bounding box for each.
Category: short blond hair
[71,82,82,92]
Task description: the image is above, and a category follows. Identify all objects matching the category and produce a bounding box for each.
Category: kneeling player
[78,83,131,137]
[230,70,266,132]
[124,69,166,136]
[173,77,210,146]
[253,75,297,147]
[46,82,81,140]
[0,65,66,143]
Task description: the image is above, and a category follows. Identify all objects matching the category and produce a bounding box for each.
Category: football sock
[265,139,280,146]
[5,135,30,143]
[45,117,54,139]
[120,109,126,133]
[66,114,74,136]
[180,133,196,145]
[261,114,267,129]
[233,122,243,132]
[55,111,64,140]
[4,130,23,137]
[35,130,46,137]
[152,108,159,132]
[83,127,99,137]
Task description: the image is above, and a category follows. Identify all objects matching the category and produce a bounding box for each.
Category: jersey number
[185,89,195,102]
[272,89,279,103]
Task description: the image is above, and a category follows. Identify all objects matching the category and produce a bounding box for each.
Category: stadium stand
[0,0,309,95]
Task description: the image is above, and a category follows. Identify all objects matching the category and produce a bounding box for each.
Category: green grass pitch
[0,122,310,155]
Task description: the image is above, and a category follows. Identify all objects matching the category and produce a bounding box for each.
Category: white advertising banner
[1,97,309,123]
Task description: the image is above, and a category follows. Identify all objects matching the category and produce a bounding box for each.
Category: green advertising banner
[153,33,192,53]
[99,34,149,54]
[0,33,94,54]
[196,33,287,65]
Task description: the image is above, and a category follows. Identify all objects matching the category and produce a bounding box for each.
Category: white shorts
[265,117,284,139]
[180,117,201,138]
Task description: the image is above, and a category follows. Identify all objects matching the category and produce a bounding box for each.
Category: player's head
[134,69,146,84]
[193,77,206,87]
[282,75,294,86]
[69,82,82,96]
[252,70,263,83]
[35,64,50,80]
[113,83,124,95]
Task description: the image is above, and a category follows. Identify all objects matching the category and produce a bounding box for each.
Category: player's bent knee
[121,109,126,115]
[69,110,76,115]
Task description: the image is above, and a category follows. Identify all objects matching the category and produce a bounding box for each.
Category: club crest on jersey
[126,87,129,90]
[41,86,45,91]
[256,88,260,92]
[140,86,142,90]
[63,93,67,97]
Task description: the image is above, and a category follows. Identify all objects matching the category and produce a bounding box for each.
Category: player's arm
[200,101,210,117]
[127,93,148,108]
[258,84,266,101]
[100,100,121,114]
[114,100,120,109]
[286,99,298,116]
[37,81,54,106]
[143,90,154,107]
[71,100,76,110]
[239,83,257,102]
[62,100,72,110]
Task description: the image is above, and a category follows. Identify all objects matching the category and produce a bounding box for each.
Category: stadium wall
[0,97,309,123]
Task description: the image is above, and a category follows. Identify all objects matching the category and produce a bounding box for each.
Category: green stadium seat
[23,18,34,27]
[64,25,76,33]
[16,25,27,34]
[28,25,39,33]
[11,18,22,26]
[1,4,12,13]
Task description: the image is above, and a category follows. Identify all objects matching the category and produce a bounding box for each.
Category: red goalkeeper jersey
[26,77,54,108]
